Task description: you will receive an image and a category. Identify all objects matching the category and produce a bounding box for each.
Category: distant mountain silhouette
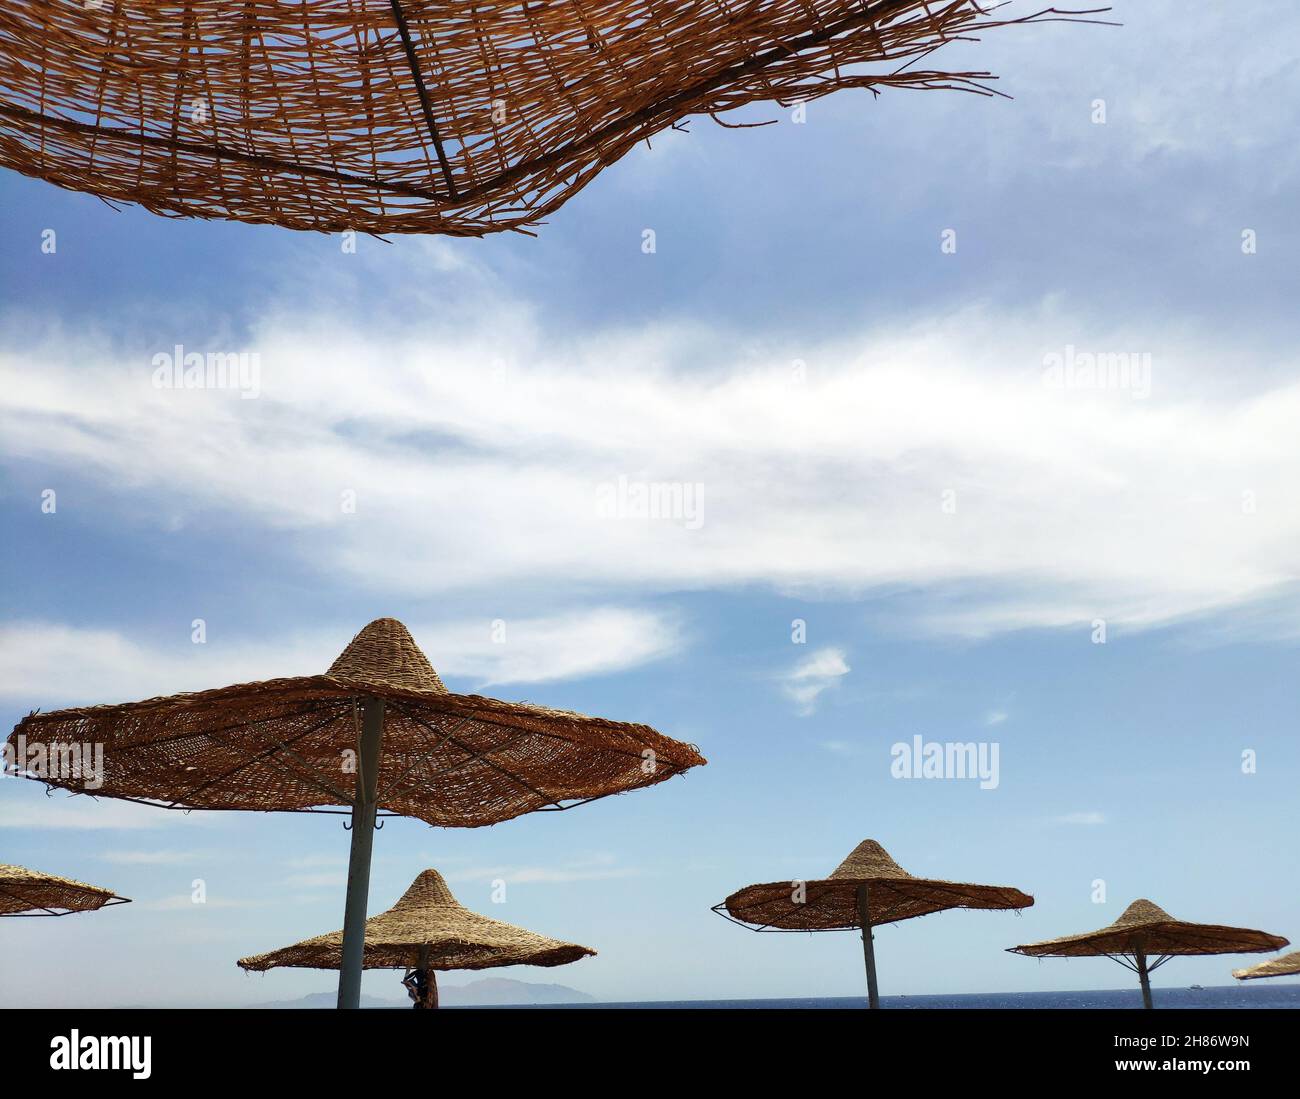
[253,977,595,1008]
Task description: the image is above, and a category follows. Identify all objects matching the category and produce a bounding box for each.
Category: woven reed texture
[0,1,1105,235]
[1234,950,1300,981]
[238,868,594,970]
[5,618,706,828]
[0,863,128,916]
[720,839,1033,930]
[1009,899,1290,960]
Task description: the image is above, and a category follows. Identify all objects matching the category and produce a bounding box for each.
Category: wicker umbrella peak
[828,839,912,881]
[1234,951,1300,981]
[326,618,446,694]
[1113,898,1176,928]
[237,868,595,973]
[389,868,459,911]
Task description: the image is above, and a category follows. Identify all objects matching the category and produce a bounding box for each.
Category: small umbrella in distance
[714,838,1033,1007]
[1009,899,1289,1008]
[6,618,704,1007]
[0,863,129,917]
[238,868,593,1009]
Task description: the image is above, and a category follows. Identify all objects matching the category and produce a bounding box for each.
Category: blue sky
[1,2,1298,1006]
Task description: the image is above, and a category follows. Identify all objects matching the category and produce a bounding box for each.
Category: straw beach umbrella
[1233,951,1300,981]
[5,617,704,1007]
[238,868,593,1008]
[0,864,130,917]
[713,838,1033,1007]
[0,2,1108,236]
[1009,899,1289,1008]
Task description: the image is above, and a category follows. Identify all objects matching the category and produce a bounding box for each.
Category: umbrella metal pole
[337,696,386,1009]
[855,884,880,1009]
[419,942,438,1010]
[1135,951,1154,1010]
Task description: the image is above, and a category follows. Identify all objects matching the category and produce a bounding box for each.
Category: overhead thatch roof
[1233,950,1300,981]
[0,1,1108,235]
[1010,900,1289,960]
[717,838,1033,930]
[238,868,593,971]
[5,618,705,828]
[0,863,130,917]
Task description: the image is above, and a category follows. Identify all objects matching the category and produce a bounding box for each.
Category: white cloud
[1051,811,1107,826]
[0,798,178,830]
[984,710,1009,726]
[446,853,642,885]
[416,608,681,686]
[284,854,346,870]
[137,895,268,912]
[3,299,1300,640]
[0,607,681,704]
[780,647,850,715]
[99,850,202,865]
[284,872,347,888]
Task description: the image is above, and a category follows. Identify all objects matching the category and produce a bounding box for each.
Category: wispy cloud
[0,607,683,704]
[284,854,346,870]
[284,872,346,888]
[445,853,642,885]
[136,895,269,912]
[0,798,180,831]
[4,305,1299,639]
[1051,811,1107,826]
[984,710,1009,726]
[99,850,203,865]
[780,647,850,715]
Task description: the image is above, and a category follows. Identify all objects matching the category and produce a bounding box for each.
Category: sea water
[488,984,1300,1010]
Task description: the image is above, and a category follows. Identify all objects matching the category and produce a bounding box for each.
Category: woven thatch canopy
[0,2,1107,235]
[239,868,593,972]
[0,863,130,917]
[6,617,705,828]
[717,839,1033,931]
[1234,951,1300,981]
[1008,899,1289,961]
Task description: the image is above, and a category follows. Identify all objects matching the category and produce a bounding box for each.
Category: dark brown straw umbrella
[713,838,1033,1007]
[0,863,130,917]
[238,868,593,1009]
[0,3,1109,236]
[4,618,704,1007]
[1233,950,1300,981]
[1009,899,1289,1008]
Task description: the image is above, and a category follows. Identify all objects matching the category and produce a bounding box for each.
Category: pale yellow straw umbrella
[714,838,1033,1008]
[1010,899,1289,1008]
[0,863,130,917]
[1233,951,1300,981]
[238,868,593,1009]
[5,618,704,1007]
